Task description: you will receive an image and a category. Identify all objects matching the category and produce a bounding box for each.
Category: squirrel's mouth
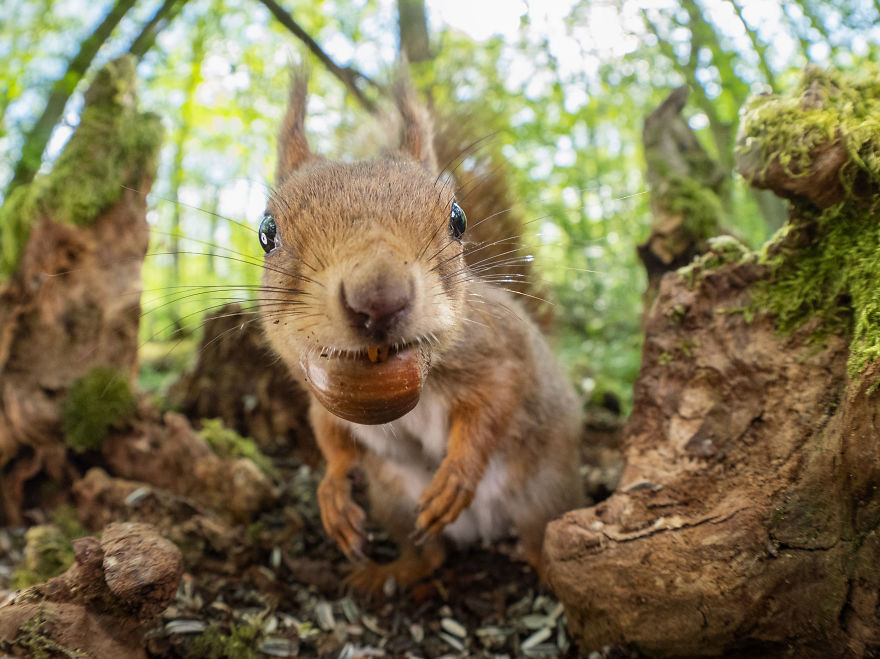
[302,343,425,425]
[318,342,411,365]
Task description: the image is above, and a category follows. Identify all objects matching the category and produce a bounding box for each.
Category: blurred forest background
[2,0,880,412]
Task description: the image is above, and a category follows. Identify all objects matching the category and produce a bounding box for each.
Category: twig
[129,0,187,59]
[255,0,380,113]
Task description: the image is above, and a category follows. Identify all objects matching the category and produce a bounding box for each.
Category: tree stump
[0,57,163,524]
[0,522,182,658]
[545,68,880,656]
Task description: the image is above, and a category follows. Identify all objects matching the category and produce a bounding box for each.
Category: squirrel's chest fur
[347,388,512,544]
[349,387,450,465]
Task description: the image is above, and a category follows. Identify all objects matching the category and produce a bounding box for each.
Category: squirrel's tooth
[378,345,389,363]
[367,345,379,363]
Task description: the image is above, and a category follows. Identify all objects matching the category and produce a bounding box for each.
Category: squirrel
[259,70,584,593]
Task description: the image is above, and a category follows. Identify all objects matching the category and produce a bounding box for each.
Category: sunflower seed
[259,637,298,656]
[440,617,467,638]
[361,615,387,636]
[439,632,465,652]
[340,597,359,622]
[520,627,552,650]
[165,620,206,635]
[316,601,336,631]
[124,486,151,506]
[520,614,552,630]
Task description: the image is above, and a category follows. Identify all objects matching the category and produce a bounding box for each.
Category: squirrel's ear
[395,65,437,175]
[275,69,313,186]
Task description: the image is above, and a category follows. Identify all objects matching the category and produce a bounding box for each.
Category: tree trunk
[638,85,724,307]
[0,57,163,525]
[544,68,880,656]
[167,305,320,465]
[398,0,431,62]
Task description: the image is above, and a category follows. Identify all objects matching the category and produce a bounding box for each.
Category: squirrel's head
[260,71,468,424]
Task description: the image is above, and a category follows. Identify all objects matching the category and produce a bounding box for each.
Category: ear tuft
[394,65,437,174]
[275,68,313,186]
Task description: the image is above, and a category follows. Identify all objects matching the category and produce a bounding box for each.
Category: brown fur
[261,71,583,594]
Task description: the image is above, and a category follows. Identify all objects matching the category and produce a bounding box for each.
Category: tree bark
[167,305,320,465]
[398,0,431,62]
[545,69,880,656]
[0,57,163,525]
[638,86,724,307]
[5,0,138,197]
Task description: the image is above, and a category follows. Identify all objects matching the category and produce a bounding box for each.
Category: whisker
[123,184,258,235]
[462,317,490,328]
[434,130,502,185]
[146,250,324,288]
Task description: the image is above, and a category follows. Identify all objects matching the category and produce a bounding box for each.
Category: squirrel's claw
[413,462,475,542]
[317,473,367,560]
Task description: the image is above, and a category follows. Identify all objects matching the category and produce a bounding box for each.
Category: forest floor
[0,398,623,659]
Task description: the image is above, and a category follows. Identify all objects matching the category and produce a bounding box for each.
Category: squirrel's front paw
[414,462,476,542]
[317,473,366,559]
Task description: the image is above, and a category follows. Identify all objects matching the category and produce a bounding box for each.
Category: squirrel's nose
[340,276,413,336]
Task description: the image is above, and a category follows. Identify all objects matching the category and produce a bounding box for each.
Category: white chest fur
[346,390,513,544]
[349,389,450,466]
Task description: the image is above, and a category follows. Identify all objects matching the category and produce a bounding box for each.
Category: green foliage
[11,506,87,588]
[0,56,163,281]
[185,622,260,659]
[199,418,276,477]
[743,67,880,377]
[62,366,136,453]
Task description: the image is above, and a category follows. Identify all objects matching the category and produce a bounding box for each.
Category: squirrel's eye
[449,202,466,240]
[259,213,277,253]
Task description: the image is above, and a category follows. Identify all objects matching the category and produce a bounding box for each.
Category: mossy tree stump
[0,57,162,525]
[545,67,880,656]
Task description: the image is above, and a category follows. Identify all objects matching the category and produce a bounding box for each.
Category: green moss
[678,235,752,287]
[737,66,880,378]
[246,521,265,542]
[749,196,879,376]
[1,607,91,658]
[11,507,86,588]
[199,418,277,478]
[0,56,164,281]
[185,623,260,659]
[49,504,88,543]
[679,339,700,357]
[62,366,136,453]
[738,66,880,190]
[657,174,724,243]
